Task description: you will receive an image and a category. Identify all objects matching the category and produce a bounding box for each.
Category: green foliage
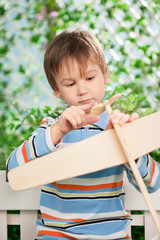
[0,98,64,169]
[132,226,144,240]
[111,93,154,116]
[8,225,20,240]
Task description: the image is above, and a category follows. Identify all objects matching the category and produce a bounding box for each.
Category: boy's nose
[77,81,88,95]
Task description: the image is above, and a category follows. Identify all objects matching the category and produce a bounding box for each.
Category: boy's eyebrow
[86,68,97,74]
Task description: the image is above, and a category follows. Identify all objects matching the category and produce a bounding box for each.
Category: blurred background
[0,0,160,165]
[1,0,160,167]
[0,0,160,239]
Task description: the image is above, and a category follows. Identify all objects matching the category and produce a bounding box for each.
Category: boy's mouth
[79,99,93,105]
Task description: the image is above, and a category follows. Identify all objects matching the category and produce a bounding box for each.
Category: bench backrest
[0,170,160,240]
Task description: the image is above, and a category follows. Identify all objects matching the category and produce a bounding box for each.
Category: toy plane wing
[8,111,160,191]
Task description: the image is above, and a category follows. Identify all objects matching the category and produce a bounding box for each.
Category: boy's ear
[104,71,110,84]
[53,86,62,98]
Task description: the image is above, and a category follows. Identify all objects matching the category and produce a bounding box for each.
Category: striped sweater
[7,111,160,240]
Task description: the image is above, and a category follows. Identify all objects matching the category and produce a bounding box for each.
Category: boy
[7,30,160,240]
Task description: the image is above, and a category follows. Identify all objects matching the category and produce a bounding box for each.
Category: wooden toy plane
[8,94,160,239]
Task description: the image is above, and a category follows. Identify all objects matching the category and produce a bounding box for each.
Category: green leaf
[18,65,25,73]
[15,124,22,130]
[8,123,15,130]
[45,106,52,111]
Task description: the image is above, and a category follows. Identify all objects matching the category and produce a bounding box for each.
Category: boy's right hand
[50,104,100,145]
[58,104,100,135]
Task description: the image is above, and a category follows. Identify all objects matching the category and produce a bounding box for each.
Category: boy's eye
[66,82,75,87]
[87,76,94,80]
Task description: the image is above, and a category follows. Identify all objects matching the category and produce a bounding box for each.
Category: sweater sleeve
[124,154,160,193]
[6,117,62,171]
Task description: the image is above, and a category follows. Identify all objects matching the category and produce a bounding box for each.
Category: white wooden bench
[0,170,160,240]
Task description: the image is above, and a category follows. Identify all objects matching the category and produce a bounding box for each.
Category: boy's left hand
[106,110,139,130]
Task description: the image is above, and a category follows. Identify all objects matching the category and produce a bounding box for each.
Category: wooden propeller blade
[8,111,160,191]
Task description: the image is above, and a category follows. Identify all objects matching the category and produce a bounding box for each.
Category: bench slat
[20,210,38,240]
[0,211,7,240]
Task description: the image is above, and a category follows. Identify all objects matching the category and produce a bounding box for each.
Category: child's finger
[69,106,86,126]
[110,110,125,124]
[119,114,130,126]
[63,111,78,129]
[84,115,100,126]
[70,109,87,128]
[129,112,139,122]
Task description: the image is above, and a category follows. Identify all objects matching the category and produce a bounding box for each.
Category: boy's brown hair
[44,30,108,90]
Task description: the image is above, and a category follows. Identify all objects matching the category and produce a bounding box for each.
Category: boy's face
[53,58,109,107]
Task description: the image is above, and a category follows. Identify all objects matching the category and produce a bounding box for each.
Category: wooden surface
[8,111,160,191]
